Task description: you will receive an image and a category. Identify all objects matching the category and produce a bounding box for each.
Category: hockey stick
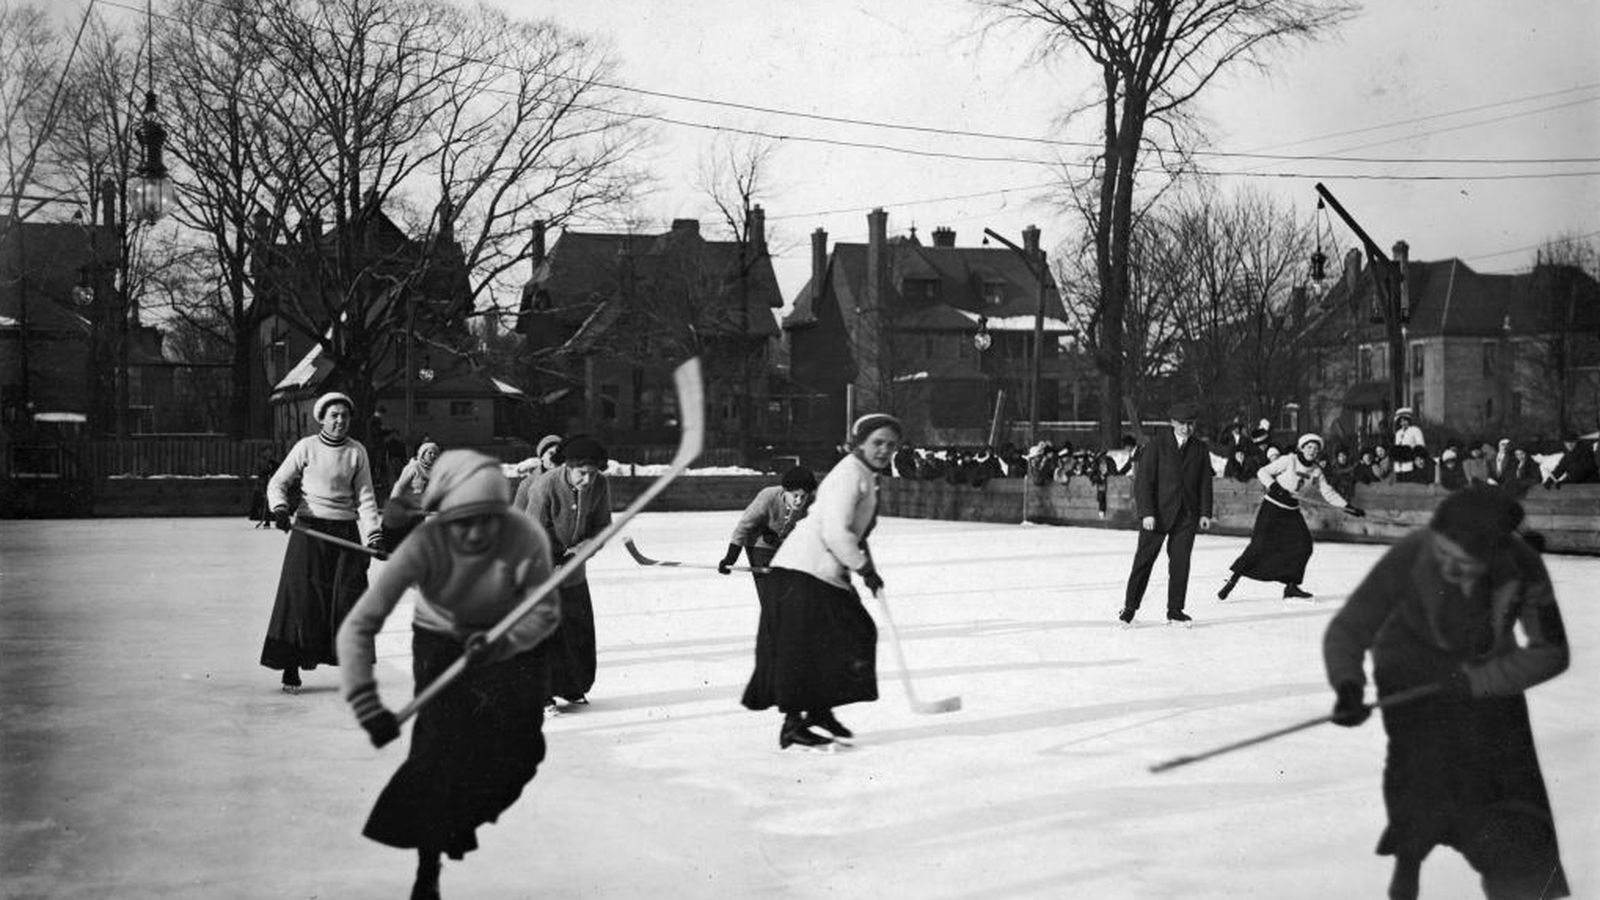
[875,589,962,715]
[1299,496,1411,528]
[1148,682,1441,774]
[394,358,704,725]
[622,538,771,574]
[292,522,388,560]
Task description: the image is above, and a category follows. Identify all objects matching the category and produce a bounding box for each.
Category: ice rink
[2,511,1595,899]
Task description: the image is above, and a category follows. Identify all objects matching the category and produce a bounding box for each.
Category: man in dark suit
[1120,402,1214,626]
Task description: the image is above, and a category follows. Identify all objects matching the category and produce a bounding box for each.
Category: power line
[106,0,1600,170]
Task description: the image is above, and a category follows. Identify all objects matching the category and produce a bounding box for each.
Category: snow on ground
[1,513,1594,899]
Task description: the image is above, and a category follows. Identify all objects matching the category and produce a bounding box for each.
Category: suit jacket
[1133,432,1213,532]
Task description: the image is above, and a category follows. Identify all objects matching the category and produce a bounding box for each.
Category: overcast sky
[492,0,1599,304]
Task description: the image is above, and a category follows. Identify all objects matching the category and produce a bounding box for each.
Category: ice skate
[1166,610,1193,628]
[1117,607,1136,628]
[806,709,854,746]
[780,714,835,752]
[1282,584,1314,601]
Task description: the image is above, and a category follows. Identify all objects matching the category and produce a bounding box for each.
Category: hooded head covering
[850,413,903,445]
[415,441,440,467]
[1430,484,1524,559]
[313,392,353,421]
[780,465,818,492]
[421,450,510,524]
[536,434,563,457]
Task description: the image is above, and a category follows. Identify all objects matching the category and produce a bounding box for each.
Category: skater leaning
[336,450,563,900]
[741,414,896,750]
[1119,401,1213,627]
[519,434,611,714]
[1323,484,1570,900]
[260,391,383,694]
[716,464,818,605]
[1218,433,1364,602]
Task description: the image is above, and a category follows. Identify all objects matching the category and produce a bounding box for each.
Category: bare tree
[0,2,69,231]
[977,0,1355,444]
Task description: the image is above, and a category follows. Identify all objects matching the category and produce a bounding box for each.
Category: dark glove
[1330,682,1370,727]
[1436,667,1474,700]
[1542,477,1556,490]
[348,683,400,748]
[461,631,495,667]
[272,506,293,532]
[365,532,388,556]
[1344,505,1366,518]
[858,564,884,595]
[717,543,742,575]
[1267,482,1297,506]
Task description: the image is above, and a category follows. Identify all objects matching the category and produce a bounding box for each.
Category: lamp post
[1314,183,1408,416]
[982,227,1049,445]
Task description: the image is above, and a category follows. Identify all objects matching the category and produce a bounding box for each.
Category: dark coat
[1132,432,1214,531]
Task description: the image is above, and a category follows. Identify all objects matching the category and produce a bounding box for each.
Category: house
[255,201,525,455]
[1301,246,1600,444]
[783,209,1074,448]
[514,211,784,454]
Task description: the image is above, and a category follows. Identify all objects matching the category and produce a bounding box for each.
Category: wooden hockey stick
[292,522,388,560]
[622,537,771,574]
[394,357,705,725]
[1148,682,1441,774]
[875,589,962,715]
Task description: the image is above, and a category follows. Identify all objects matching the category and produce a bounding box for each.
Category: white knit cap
[1297,433,1323,451]
[1395,407,1414,420]
[313,392,353,421]
[422,450,510,523]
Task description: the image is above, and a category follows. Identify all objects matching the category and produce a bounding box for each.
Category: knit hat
[1430,483,1524,559]
[559,435,608,468]
[536,434,563,457]
[850,413,903,444]
[780,465,818,492]
[1296,433,1323,452]
[1395,407,1414,422]
[421,450,510,523]
[313,392,353,421]
[415,441,440,465]
[1250,427,1270,444]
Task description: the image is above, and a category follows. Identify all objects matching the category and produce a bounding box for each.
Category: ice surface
[1,513,1593,899]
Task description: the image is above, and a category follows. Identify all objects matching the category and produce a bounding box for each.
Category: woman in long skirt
[1218,433,1365,601]
[742,414,900,750]
[337,450,562,900]
[1323,485,1570,900]
[716,464,818,606]
[261,392,382,693]
[518,434,612,713]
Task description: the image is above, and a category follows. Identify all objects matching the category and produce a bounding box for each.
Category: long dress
[260,433,380,672]
[742,454,879,715]
[1228,453,1350,586]
[519,466,612,702]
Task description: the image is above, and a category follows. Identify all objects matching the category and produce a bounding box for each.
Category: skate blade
[1166,620,1193,629]
[779,741,843,754]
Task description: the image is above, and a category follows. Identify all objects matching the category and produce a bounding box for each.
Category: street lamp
[972,315,992,352]
[982,227,1049,445]
[130,0,173,224]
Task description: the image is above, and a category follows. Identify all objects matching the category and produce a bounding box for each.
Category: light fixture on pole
[1307,197,1330,299]
[972,315,992,352]
[982,226,1049,445]
[130,0,173,225]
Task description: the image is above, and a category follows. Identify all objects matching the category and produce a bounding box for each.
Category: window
[924,335,939,358]
[902,278,939,303]
[1410,342,1425,377]
[1358,347,1373,381]
[449,400,473,417]
[1412,392,1424,415]
[1485,397,1494,420]
[600,384,619,420]
[982,281,1005,305]
[1511,392,1523,420]
[1482,342,1497,376]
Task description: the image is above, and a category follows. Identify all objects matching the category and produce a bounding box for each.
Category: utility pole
[1314,183,1409,415]
[983,227,1049,446]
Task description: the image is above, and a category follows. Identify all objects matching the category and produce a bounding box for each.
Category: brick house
[1301,247,1600,445]
[783,209,1074,448]
[514,212,783,455]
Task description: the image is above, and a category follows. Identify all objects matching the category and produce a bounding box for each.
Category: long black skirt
[1229,501,1314,585]
[746,545,779,608]
[741,568,878,714]
[545,582,595,702]
[364,627,549,860]
[260,516,370,671]
[1375,687,1569,897]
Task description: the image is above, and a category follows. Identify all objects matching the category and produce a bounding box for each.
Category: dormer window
[982,280,1004,305]
[902,278,939,303]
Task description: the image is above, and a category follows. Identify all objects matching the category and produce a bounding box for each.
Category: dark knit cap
[850,413,903,444]
[780,465,818,492]
[558,435,608,468]
[1430,483,1524,558]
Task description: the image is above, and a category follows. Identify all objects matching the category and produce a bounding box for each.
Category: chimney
[100,178,116,227]
[531,220,546,271]
[931,226,956,248]
[671,218,699,236]
[1291,284,1308,329]
[1344,248,1363,295]
[1392,239,1411,321]
[435,196,454,246]
[749,204,766,254]
[1022,224,1041,256]
[811,227,828,302]
[866,208,888,313]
